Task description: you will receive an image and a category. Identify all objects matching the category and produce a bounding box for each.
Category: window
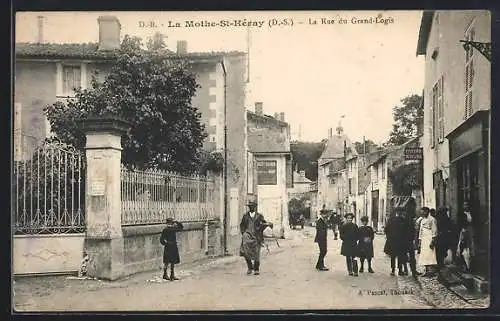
[431,76,444,145]
[348,178,353,195]
[62,65,82,96]
[464,25,475,119]
[257,160,277,185]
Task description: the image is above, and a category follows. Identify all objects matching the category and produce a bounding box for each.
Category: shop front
[446,110,490,280]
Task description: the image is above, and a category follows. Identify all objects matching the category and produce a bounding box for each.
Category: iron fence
[12,139,86,235]
[121,168,217,226]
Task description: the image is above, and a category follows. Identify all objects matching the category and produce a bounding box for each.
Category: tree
[353,139,381,154]
[388,163,422,196]
[290,141,326,181]
[44,35,207,174]
[387,94,423,146]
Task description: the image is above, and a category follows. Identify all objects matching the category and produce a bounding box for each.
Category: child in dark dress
[357,216,375,273]
[160,217,184,281]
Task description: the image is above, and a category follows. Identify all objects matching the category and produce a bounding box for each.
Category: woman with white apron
[418,207,438,276]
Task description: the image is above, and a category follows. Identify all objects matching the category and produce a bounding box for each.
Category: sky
[16,11,425,145]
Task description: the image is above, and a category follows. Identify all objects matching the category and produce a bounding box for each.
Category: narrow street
[14,227,430,311]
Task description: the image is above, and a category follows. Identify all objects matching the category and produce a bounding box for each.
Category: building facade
[247,102,293,238]
[417,10,491,280]
[14,15,250,255]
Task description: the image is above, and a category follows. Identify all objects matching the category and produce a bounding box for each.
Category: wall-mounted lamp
[459,40,492,62]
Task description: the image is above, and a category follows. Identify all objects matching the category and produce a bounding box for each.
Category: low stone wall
[13,233,85,275]
[120,219,223,277]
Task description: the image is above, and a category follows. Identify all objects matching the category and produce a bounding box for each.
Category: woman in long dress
[417,207,438,276]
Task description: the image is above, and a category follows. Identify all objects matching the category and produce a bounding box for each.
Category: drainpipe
[221,59,229,255]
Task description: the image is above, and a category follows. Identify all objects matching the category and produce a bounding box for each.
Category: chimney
[97,16,121,51]
[36,16,45,44]
[328,128,333,138]
[255,102,263,115]
[279,112,285,122]
[299,170,305,178]
[177,40,187,54]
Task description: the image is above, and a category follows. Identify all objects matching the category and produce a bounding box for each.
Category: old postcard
[12,10,491,311]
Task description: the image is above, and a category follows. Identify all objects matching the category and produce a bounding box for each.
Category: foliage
[290,141,326,181]
[12,139,86,234]
[387,94,423,146]
[353,139,381,154]
[44,35,207,175]
[388,163,422,196]
[198,150,224,174]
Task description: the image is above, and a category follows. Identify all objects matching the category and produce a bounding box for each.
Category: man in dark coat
[340,213,359,276]
[160,217,184,281]
[314,208,330,271]
[239,200,273,275]
[357,216,375,273]
[384,209,409,276]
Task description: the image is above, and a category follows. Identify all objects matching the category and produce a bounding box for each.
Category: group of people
[158,198,474,280]
[314,208,376,277]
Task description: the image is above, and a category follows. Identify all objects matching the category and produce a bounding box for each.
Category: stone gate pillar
[80,117,130,280]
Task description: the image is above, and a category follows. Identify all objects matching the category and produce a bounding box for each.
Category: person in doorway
[384,208,409,276]
[456,202,474,272]
[435,207,453,270]
[417,207,438,277]
[160,217,184,281]
[340,213,359,276]
[239,200,273,276]
[357,216,375,273]
[314,208,330,271]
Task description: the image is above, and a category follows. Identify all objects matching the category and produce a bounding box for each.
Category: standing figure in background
[430,208,437,218]
[435,207,453,270]
[456,202,474,272]
[340,213,359,277]
[384,208,409,276]
[357,216,375,273]
[160,217,184,281]
[315,208,330,271]
[239,200,273,276]
[329,211,342,240]
[417,207,438,277]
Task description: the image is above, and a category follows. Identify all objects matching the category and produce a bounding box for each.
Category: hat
[344,213,354,219]
[166,217,174,223]
[360,216,369,222]
[247,200,257,206]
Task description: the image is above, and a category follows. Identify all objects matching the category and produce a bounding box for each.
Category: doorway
[371,190,379,231]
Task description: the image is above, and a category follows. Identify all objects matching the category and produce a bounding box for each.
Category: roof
[293,171,312,184]
[15,42,246,60]
[416,11,435,56]
[368,137,421,167]
[318,134,356,166]
[247,111,291,154]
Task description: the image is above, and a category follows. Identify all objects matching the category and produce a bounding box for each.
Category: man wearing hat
[340,213,360,276]
[315,206,330,271]
[239,200,273,275]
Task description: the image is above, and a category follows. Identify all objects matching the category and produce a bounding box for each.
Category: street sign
[404,147,423,161]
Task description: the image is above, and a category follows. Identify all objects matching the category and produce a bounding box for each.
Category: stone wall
[87,220,223,278]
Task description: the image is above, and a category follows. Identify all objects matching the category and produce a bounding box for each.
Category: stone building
[416,10,491,282]
[14,15,249,256]
[247,102,292,238]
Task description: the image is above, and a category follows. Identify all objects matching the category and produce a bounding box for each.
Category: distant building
[317,124,357,217]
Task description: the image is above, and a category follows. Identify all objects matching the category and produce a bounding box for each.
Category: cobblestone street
[14,228,439,312]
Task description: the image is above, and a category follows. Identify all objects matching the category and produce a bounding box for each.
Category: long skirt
[240,232,261,261]
[418,230,437,266]
[163,243,180,264]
